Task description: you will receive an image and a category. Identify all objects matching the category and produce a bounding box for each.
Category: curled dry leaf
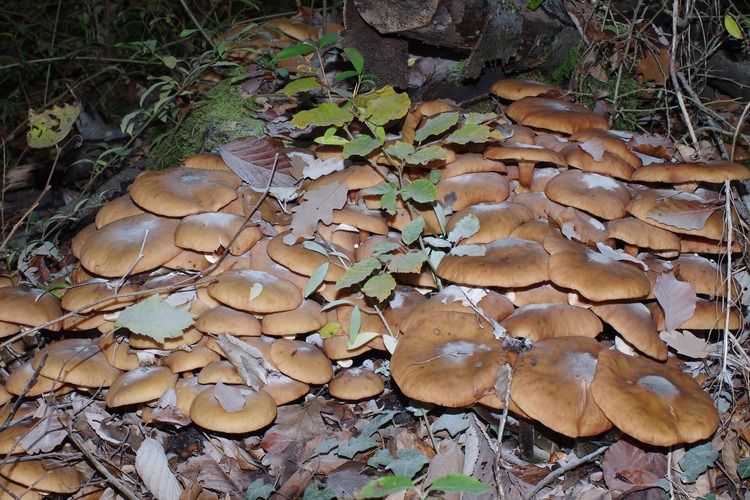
[647,197,718,231]
[213,381,246,413]
[219,136,296,189]
[653,272,697,332]
[135,437,184,500]
[216,334,277,390]
[288,180,349,241]
[658,330,713,359]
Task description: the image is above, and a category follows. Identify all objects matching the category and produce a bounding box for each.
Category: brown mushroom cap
[105,366,178,407]
[631,160,750,184]
[197,360,244,385]
[591,302,667,360]
[129,327,204,350]
[270,339,333,384]
[174,212,263,256]
[208,269,303,314]
[490,79,563,100]
[440,153,507,179]
[195,305,262,336]
[446,202,534,245]
[501,303,603,341]
[511,337,612,437]
[435,172,510,211]
[392,310,513,407]
[260,371,310,406]
[608,217,681,253]
[261,299,327,336]
[6,361,71,397]
[544,170,631,220]
[266,232,350,282]
[569,129,642,169]
[626,189,725,240]
[95,195,144,228]
[31,338,123,387]
[61,279,138,313]
[0,460,82,494]
[675,253,739,298]
[164,345,221,373]
[129,167,242,216]
[648,297,742,331]
[190,385,277,433]
[591,349,718,446]
[562,144,635,180]
[544,236,651,301]
[246,238,311,291]
[436,238,550,288]
[505,97,609,134]
[328,367,384,401]
[78,213,182,277]
[0,286,63,331]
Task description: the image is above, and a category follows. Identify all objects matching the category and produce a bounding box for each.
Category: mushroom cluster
[0,78,744,488]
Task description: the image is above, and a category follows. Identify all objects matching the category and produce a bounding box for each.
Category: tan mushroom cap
[78,213,182,277]
[31,338,123,387]
[553,207,611,244]
[208,269,303,314]
[0,420,35,455]
[0,321,20,339]
[308,163,385,192]
[632,160,750,184]
[504,282,569,307]
[174,212,263,256]
[608,217,681,253]
[261,299,327,336]
[626,189,725,240]
[680,234,741,254]
[501,303,603,341]
[266,232,350,282]
[71,223,97,260]
[61,279,138,313]
[260,371,310,406]
[243,238,310,291]
[544,170,631,220]
[544,236,651,301]
[490,79,563,100]
[331,205,389,235]
[174,376,211,415]
[511,192,566,219]
[95,195,144,228]
[591,302,667,360]
[436,238,550,288]
[195,305,262,336]
[6,361,72,397]
[435,172,510,211]
[189,385,277,433]
[562,144,635,180]
[648,298,742,331]
[675,253,739,298]
[328,368,384,401]
[440,153,507,179]
[270,339,333,384]
[129,167,242,216]
[569,129,642,169]
[391,310,512,407]
[180,152,232,171]
[99,336,141,371]
[105,366,178,407]
[484,142,567,166]
[164,345,221,373]
[591,349,718,446]
[0,477,44,499]
[0,286,62,331]
[197,360,244,385]
[0,460,82,494]
[446,202,534,245]
[505,97,609,134]
[511,337,612,437]
[508,218,562,243]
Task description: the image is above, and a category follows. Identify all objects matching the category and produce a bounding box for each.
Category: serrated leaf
[415,112,459,142]
[219,136,296,189]
[343,46,365,74]
[653,272,696,331]
[401,216,425,245]
[356,476,415,499]
[446,123,503,145]
[447,214,480,243]
[344,135,384,158]
[304,262,329,297]
[337,259,381,289]
[659,330,712,359]
[387,251,428,273]
[408,145,447,165]
[363,273,396,302]
[725,14,744,39]
[384,141,415,161]
[115,295,194,343]
[679,442,719,483]
[27,103,81,148]
[427,475,492,494]
[290,180,349,240]
[354,85,411,125]
[292,102,355,129]
[271,43,315,62]
[401,179,438,203]
[280,76,324,95]
[301,155,346,179]
[245,478,275,500]
[738,458,750,479]
[349,305,361,344]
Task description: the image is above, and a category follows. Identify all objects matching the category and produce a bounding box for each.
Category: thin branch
[525,445,609,499]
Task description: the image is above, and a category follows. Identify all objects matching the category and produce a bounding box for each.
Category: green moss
[148,77,264,169]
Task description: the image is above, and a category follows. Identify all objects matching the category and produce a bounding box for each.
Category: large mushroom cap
[631,160,750,184]
[0,286,62,331]
[31,338,123,387]
[208,269,302,314]
[501,303,603,341]
[591,349,718,446]
[490,79,563,100]
[511,337,612,437]
[505,97,609,134]
[0,460,82,495]
[544,170,631,220]
[174,212,263,255]
[189,386,277,433]
[591,302,667,360]
[105,366,178,407]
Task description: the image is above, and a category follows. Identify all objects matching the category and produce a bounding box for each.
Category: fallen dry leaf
[219,136,296,190]
[647,196,717,231]
[135,437,184,500]
[658,330,713,359]
[288,180,348,241]
[653,272,697,331]
[602,440,666,495]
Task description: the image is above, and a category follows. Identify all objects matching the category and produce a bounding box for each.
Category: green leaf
[271,43,315,63]
[349,305,361,344]
[334,70,360,83]
[384,141,415,161]
[427,169,442,184]
[337,259,381,289]
[356,476,416,499]
[525,0,545,11]
[367,449,395,468]
[737,458,750,479]
[363,274,396,302]
[401,179,438,204]
[27,103,81,148]
[114,295,194,343]
[315,127,349,146]
[434,203,447,233]
[319,322,340,338]
[725,14,744,39]
[415,112,459,142]
[318,33,342,49]
[302,482,337,500]
[446,123,504,145]
[407,145,447,165]
[245,478,275,500]
[292,102,355,128]
[450,244,486,256]
[349,331,381,349]
[371,242,402,257]
[354,85,411,125]
[447,214,480,243]
[280,77,324,95]
[338,434,377,459]
[401,216,425,245]
[431,414,470,437]
[344,135,384,158]
[426,475,492,494]
[385,449,429,479]
[343,47,365,74]
[304,262,329,297]
[387,251,428,273]
[464,112,498,125]
[679,442,719,484]
[161,55,177,69]
[301,241,329,256]
[362,410,396,436]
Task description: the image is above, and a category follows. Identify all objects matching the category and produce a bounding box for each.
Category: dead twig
[524,445,609,499]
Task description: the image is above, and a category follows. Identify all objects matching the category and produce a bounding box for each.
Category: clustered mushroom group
[0,77,745,495]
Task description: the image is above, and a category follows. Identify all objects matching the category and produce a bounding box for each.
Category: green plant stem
[179,0,216,49]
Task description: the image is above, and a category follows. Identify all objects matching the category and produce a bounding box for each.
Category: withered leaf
[653,272,697,332]
[219,136,296,190]
[289,180,349,240]
[213,381,246,413]
[647,196,718,231]
[628,133,675,159]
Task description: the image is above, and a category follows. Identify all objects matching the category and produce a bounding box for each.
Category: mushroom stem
[518,162,534,189]
[623,243,640,257]
[518,419,537,463]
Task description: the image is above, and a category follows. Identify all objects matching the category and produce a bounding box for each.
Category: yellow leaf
[27,103,80,148]
[725,14,744,40]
